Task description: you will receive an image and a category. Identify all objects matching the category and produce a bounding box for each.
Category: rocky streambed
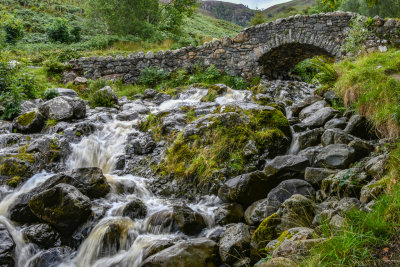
[0,80,388,266]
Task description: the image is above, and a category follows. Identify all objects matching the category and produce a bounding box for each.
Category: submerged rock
[0,224,15,267]
[27,247,72,267]
[122,198,147,220]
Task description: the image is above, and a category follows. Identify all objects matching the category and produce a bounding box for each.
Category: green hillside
[262,0,315,21]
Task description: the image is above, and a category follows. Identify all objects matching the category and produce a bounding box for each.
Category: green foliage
[0,9,24,44]
[138,67,170,88]
[291,58,320,83]
[250,12,266,26]
[43,58,65,77]
[42,88,59,100]
[46,18,70,43]
[343,15,371,55]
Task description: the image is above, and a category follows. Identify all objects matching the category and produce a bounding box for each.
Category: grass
[299,49,400,266]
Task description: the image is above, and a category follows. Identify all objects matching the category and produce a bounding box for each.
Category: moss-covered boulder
[14,110,45,134]
[161,105,291,186]
[0,145,35,181]
[251,213,281,259]
[28,183,92,234]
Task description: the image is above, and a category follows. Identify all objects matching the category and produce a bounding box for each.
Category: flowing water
[0,88,251,266]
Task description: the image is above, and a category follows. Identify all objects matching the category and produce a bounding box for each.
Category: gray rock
[315,144,356,169]
[360,179,387,204]
[73,77,88,85]
[244,198,269,226]
[297,128,324,150]
[143,89,158,99]
[276,194,315,231]
[162,113,187,134]
[290,96,323,117]
[14,110,45,134]
[298,146,323,166]
[56,88,79,98]
[153,93,172,105]
[62,72,77,83]
[256,257,299,267]
[305,167,338,186]
[127,132,156,155]
[365,155,388,178]
[299,100,327,119]
[122,102,150,114]
[172,205,207,235]
[28,183,92,234]
[214,203,244,225]
[324,118,347,130]
[116,110,139,121]
[141,238,219,267]
[219,223,251,264]
[321,129,355,146]
[27,247,72,267]
[295,107,340,130]
[0,224,15,266]
[98,86,119,105]
[264,155,310,180]
[23,224,61,248]
[39,96,86,121]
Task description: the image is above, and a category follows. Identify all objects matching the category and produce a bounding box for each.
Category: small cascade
[215,88,250,105]
[156,88,208,112]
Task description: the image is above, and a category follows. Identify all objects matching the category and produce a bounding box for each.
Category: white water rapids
[0,88,250,267]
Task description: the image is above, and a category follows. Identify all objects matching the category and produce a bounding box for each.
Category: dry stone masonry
[67,12,400,82]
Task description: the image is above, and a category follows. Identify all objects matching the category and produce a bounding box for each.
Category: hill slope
[262,0,315,21]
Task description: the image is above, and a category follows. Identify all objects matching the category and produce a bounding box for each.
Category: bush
[46,18,70,43]
[343,15,371,55]
[0,9,24,44]
[138,67,169,88]
[43,58,65,77]
[42,88,59,100]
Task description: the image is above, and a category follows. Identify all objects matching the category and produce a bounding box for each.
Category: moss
[7,176,24,188]
[75,131,82,137]
[17,111,36,127]
[46,119,57,128]
[0,145,35,177]
[252,213,281,246]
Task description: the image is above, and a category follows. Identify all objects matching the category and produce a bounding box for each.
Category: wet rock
[276,194,315,231]
[122,198,147,220]
[255,257,299,267]
[294,107,339,130]
[143,239,177,259]
[304,167,338,186]
[122,102,150,114]
[330,214,345,228]
[219,223,251,265]
[39,96,86,121]
[23,224,61,248]
[299,100,327,119]
[56,88,79,98]
[297,146,323,166]
[28,183,92,234]
[0,224,15,267]
[321,129,355,146]
[264,155,310,181]
[244,198,269,226]
[290,96,322,117]
[14,110,45,134]
[153,93,172,105]
[172,205,207,235]
[8,192,39,223]
[315,144,356,169]
[116,110,138,121]
[218,171,270,206]
[297,128,324,150]
[344,115,377,140]
[66,167,111,198]
[97,86,119,105]
[206,227,226,242]
[141,238,219,267]
[127,132,156,155]
[143,89,158,99]
[324,118,347,130]
[161,113,187,134]
[27,247,72,267]
[214,203,244,225]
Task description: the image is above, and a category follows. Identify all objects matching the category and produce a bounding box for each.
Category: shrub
[42,88,59,100]
[0,10,24,44]
[343,15,371,55]
[46,18,70,43]
[43,58,65,77]
[0,87,23,120]
[138,67,169,88]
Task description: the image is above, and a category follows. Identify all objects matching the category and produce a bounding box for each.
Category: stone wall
[67,12,400,82]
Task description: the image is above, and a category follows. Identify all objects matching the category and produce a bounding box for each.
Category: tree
[250,12,265,26]
[86,0,197,38]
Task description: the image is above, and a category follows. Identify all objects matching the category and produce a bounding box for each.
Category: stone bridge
[67,12,400,82]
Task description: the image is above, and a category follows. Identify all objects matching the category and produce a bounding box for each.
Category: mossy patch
[251,213,281,259]
[17,111,36,127]
[0,145,35,177]
[160,106,291,184]
[7,176,24,188]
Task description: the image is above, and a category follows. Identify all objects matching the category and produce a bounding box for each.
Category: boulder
[294,107,339,130]
[143,89,158,99]
[297,128,324,150]
[348,139,374,160]
[55,88,79,98]
[122,102,150,114]
[66,167,110,198]
[299,100,327,119]
[360,178,389,204]
[290,96,323,117]
[219,223,251,265]
[365,155,388,178]
[26,247,72,267]
[122,198,147,220]
[256,257,299,267]
[304,168,338,186]
[153,93,172,105]
[324,118,347,130]
[321,129,355,146]
[272,238,324,261]
[127,132,156,155]
[251,213,281,259]
[73,77,88,85]
[116,110,139,121]
[315,144,356,169]
[28,183,92,234]
[97,86,119,105]
[276,194,315,231]
[141,238,219,267]
[39,96,86,121]
[244,198,269,226]
[14,110,45,134]
[143,239,178,259]
[172,205,207,235]
[62,71,77,83]
[23,224,61,248]
[344,115,377,140]
[214,203,244,225]
[263,180,315,220]
[297,146,323,166]
[0,224,15,267]
[264,155,310,181]
[161,113,187,134]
